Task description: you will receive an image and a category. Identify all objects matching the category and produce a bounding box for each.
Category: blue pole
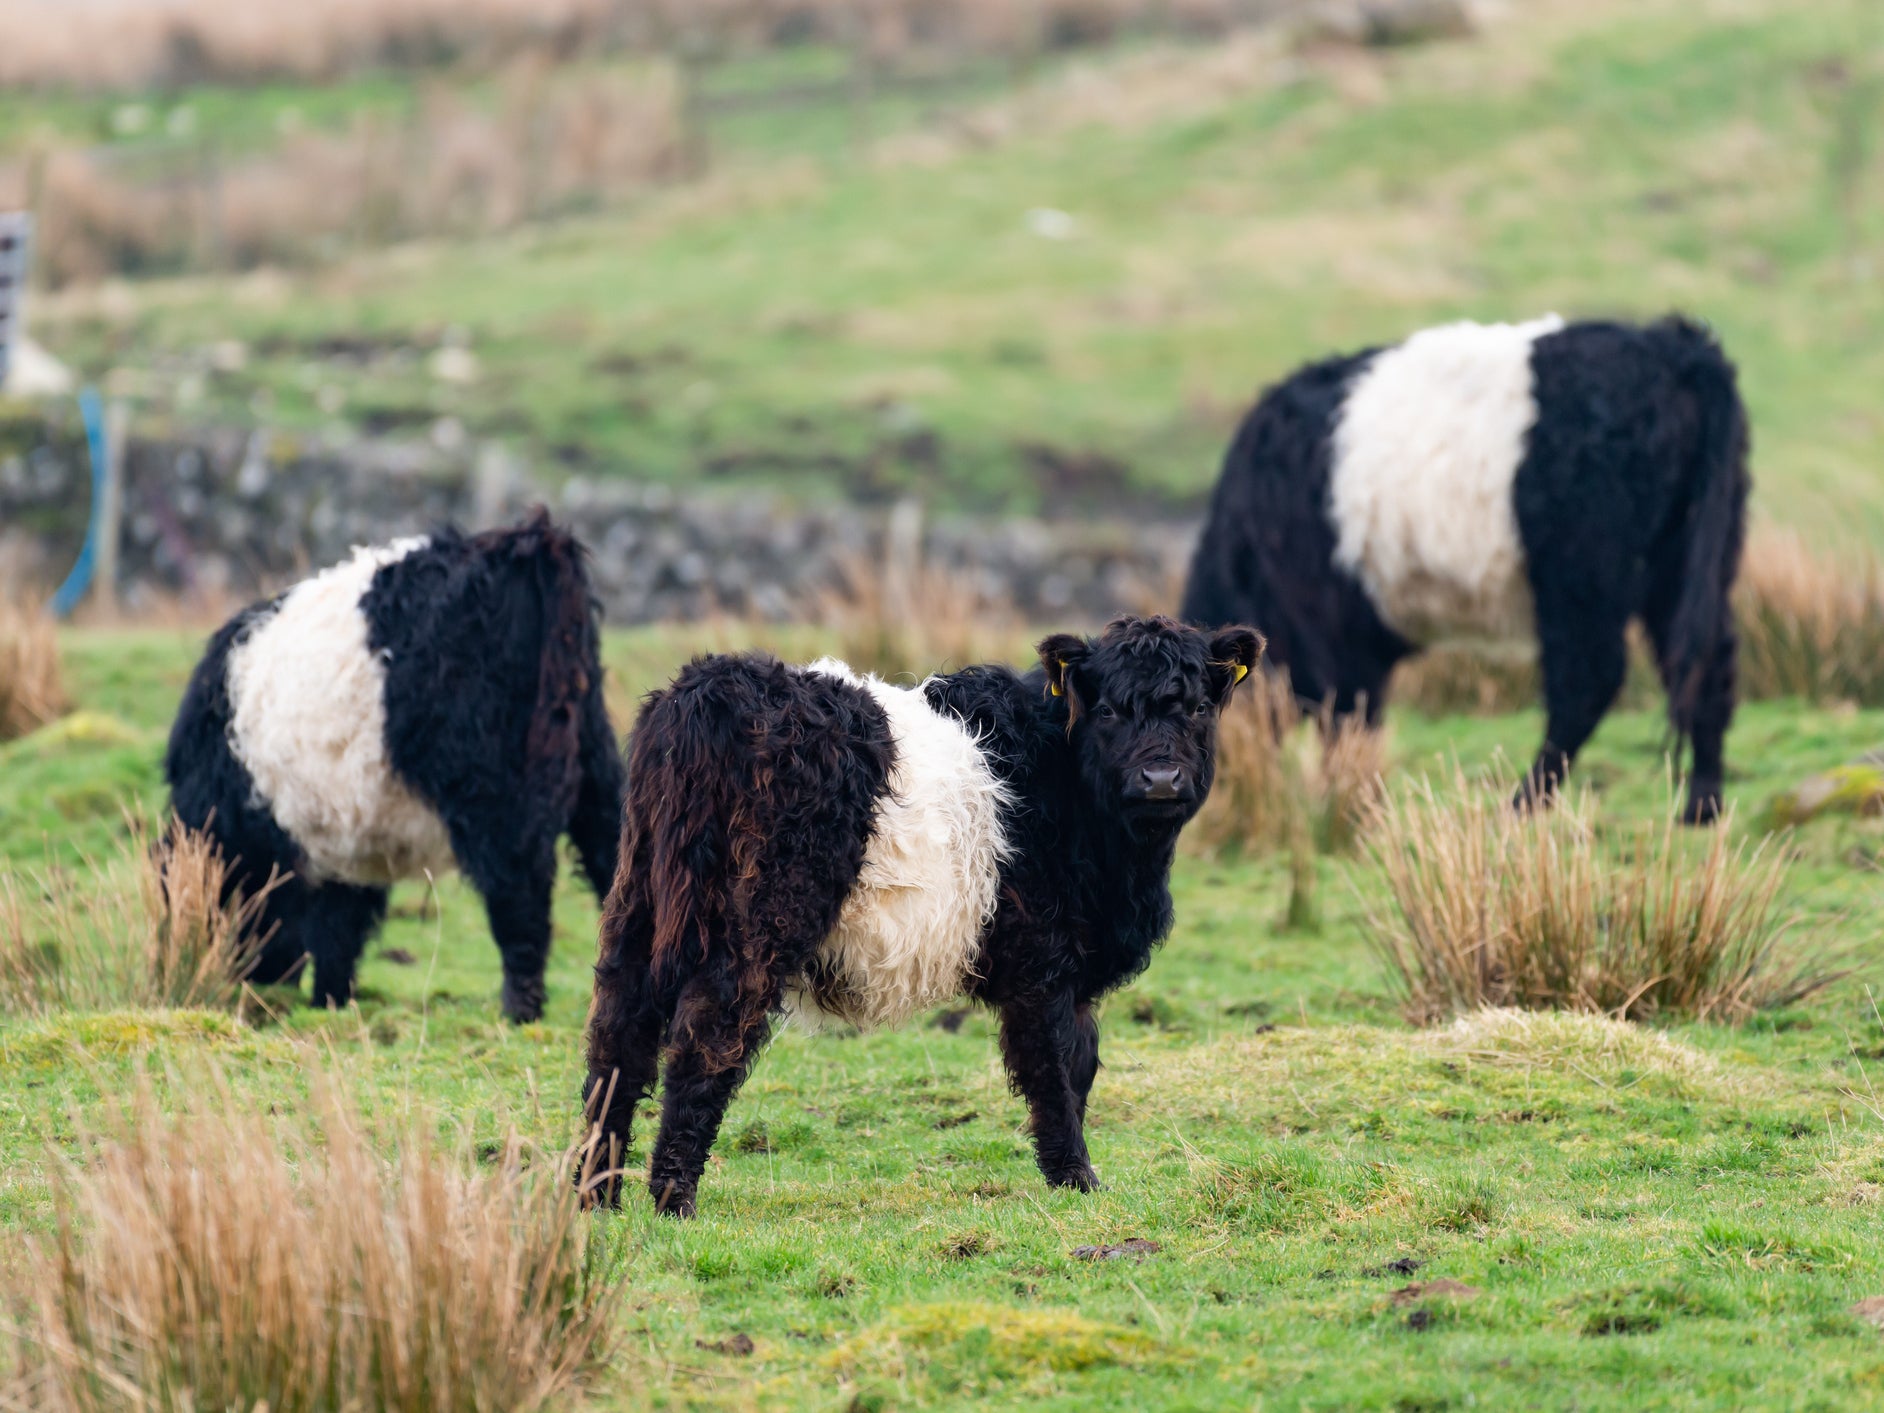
[50,387,107,619]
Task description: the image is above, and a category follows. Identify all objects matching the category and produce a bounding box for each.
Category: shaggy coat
[165,511,625,1022]
[1182,314,1748,821]
[582,615,1262,1216]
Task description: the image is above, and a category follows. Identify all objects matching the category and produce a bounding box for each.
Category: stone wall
[0,415,1198,626]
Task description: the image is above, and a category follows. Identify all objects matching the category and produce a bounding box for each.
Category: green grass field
[9,629,1884,1409]
[32,0,1884,528]
[8,1,1884,1405]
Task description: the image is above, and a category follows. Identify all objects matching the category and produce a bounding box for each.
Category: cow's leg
[647,972,779,1218]
[1328,645,1407,729]
[1000,988,1098,1191]
[1068,1001,1101,1124]
[581,884,667,1207]
[302,883,391,1010]
[1678,628,1736,824]
[448,818,558,1023]
[1517,602,1629,811]
[1643,589,1738,826]
[484,865,556,1024]
[240,870,316,987]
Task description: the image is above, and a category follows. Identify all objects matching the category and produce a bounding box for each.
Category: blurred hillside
[7,0,1882,531]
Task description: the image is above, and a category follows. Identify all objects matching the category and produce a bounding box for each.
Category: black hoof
[1045,1164,1101,1193]
[651,1177,698,1219]
[576,1174,623,1211]
[501,974,546,1024]
[1681,791,1724,826]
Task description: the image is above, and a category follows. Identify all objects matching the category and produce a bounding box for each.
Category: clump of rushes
[1389,643,1540,717]
[1189,671,1387,859]
[0,818,280,1017]
[1188,672,1386,932]
[1735,525,1884,705]
[0,593,67,741]
[6,1073,620,1413]
[1364,772,1832,1025]
[825,549,1030,682]
[141,816,283,1011]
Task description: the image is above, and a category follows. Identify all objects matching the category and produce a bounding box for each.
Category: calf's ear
[1207,626,1265,704]
[1036,632,1091,704]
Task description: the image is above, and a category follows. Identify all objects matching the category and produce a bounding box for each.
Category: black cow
[581,615,1262,1216]
[165,511,625,1022]
[1182,314,1748,822]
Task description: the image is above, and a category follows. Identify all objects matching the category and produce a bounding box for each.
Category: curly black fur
[1182,315,1748,821]
[582,615,1261,1216]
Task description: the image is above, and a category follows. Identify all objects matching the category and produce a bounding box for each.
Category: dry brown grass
[0,818,279,1017]
[1390,643,1539,717]
[0,1,1307,92]
[0,595,67,741]
[17,66,684,285]
[1189,670,1388,861]
[5,1073,619,1413]
[1363,773,1830,1026]
[823,550,1031,683]
[140,816,283,1011]
[1735,525,1884,706]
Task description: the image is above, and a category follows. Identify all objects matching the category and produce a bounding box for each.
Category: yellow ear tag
[1049,681,1064,697]
[1233,663,1249,684]
[1049,658,1068,696]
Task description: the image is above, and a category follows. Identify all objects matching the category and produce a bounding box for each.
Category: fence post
[0,212,29,392]
[94,400,129,614]
[849,2,877,158]
[197,136,225,272]
[674,38,712,180]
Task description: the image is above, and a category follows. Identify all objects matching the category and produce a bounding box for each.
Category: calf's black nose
[1140,767,1183,801]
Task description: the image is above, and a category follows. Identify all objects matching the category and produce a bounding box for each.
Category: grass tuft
[1363,774,1830,1025]
[1190,673,1388,927]
[1427,1006,1725,1093]
[828,1300,1166,1399]
[823,546,1028,683]
[0,818,279,1017]
[1190,672,1388,861]
[4,1071,619,1413]
[1736,526,1884,706]
[1391,644,1541,717]
[0,596,67,742]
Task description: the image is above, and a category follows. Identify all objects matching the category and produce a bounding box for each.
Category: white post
[0,212,30,394]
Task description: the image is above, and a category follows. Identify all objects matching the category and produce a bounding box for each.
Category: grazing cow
[165,511,625,1022]
[581,614,1262,1216]
[1182,314,1748,822]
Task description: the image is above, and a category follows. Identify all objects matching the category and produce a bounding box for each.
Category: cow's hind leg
[647,971,780,1218]
[301,883,390,1010]
[581,884,667,1206]
[1677,629,1735,824]
[644,875,833,1217]
[1643,579,1738,825]
[487,867,555,1024]
[1068,1001,1102,1129]
[1518,600,1630,811]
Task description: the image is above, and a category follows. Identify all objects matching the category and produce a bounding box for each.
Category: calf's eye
[1192,702,1211,717]
[1095,703,1117,720]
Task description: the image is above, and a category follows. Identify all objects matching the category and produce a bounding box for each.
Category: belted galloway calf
[582,614,1262,1215]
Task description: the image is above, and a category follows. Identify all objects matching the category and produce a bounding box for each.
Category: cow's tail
[629,671,774,1053]
[1658,317,1750,741]
[499,508,625,889]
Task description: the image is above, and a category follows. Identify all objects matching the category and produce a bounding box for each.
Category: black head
[1038,615,1263,832]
